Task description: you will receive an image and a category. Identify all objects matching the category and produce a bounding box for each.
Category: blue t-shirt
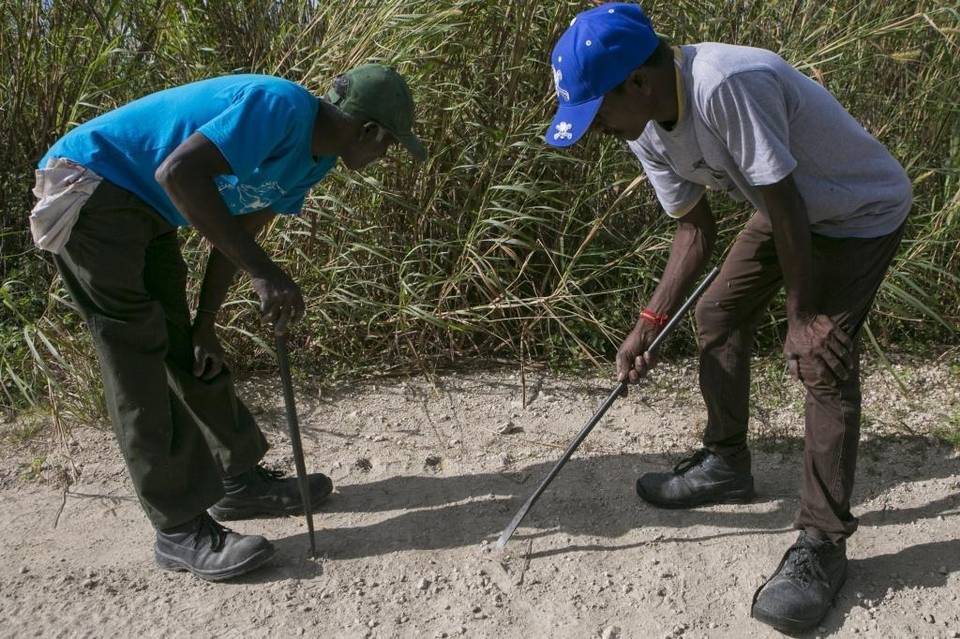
[40,75,337,227]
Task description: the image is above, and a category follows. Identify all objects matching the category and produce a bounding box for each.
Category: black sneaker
[751,532,848,634]
[208,464,333,521]
[636,448,754,508]
[154,513,275,581]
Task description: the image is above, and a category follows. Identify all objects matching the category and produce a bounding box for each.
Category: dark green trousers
[53,180,268,530]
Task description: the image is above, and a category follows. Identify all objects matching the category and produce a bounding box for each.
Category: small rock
[449,439,461,446]
[939,566,949,575]
[367,620,378,628]
[425,455,442,469]
[601,626,621,639]
[496,420,523,435]
[18,567,28,575]
[417,578,431,591]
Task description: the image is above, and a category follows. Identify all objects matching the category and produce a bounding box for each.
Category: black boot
[154,513,274,581]
[208,464,333,521]
[751,531,848,633]
[636,447,754,508]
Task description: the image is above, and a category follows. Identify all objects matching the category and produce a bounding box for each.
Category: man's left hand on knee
[784,314,853,386]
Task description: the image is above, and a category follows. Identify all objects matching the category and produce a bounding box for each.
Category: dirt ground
[1,352,959,639]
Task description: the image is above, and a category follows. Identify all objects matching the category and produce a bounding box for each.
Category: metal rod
[276,332,317,558]
[496,266,720,549]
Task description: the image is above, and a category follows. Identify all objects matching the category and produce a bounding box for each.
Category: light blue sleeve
[629,137,705,218]
[271,156,337,216]
[703,71,798,187]
[272,189,306,216]
[197,88,296,180]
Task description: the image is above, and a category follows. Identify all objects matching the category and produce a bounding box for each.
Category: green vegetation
[17,455,46,481]
[2,0,958,420]
[934,407,960,450]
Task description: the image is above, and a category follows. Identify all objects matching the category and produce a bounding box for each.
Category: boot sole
[636,481,755,509]
[208,489,333,522]
[751,571,848,634]
[155,544,276,582]
[751,605,820,635]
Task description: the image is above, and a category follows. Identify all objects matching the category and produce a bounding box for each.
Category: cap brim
[544,96,603,148]
[396,131,428,162]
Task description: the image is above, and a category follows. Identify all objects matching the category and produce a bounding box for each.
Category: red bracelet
[639,308,669,329]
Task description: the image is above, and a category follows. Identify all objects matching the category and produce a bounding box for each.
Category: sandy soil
[1,352,959,639]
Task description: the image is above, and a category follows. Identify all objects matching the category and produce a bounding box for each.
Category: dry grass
[1,0,957,420]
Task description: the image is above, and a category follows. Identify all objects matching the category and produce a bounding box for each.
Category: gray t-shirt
[629,43,912,238]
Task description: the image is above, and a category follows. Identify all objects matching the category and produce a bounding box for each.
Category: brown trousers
[695,213,904,541]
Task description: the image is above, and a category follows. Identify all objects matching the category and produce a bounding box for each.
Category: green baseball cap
[327,64,428,162]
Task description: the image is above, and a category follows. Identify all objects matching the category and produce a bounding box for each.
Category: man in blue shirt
[31,64,426,581]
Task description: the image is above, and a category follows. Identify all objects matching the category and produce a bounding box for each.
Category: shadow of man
[265,437,957,565]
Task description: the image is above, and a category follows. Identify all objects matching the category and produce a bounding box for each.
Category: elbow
[154,155,194,191]
[154,157,179,189]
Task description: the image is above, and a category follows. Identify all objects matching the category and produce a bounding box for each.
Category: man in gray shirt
[546,3,910,632]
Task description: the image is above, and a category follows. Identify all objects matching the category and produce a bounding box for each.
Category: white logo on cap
[553,122,573,141]
[552,66,570,102]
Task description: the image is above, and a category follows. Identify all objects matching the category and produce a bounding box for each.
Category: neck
[312,100,355,158]
[656,48,680,127]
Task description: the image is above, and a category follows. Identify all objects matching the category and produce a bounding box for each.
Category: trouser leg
[696,214,782,460]
[141,230,268,477]
[795,224,905,541]
[53,181,266,529]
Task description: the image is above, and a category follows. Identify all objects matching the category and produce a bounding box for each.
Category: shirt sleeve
[629,138,705,218]
[703,70,798,186]
[197,88,296,181]
[271,189,306,216]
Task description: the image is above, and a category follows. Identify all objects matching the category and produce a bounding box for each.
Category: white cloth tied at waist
[30,158,103,254]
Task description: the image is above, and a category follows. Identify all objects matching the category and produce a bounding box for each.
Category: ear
[358,121,379,143]
[627,68,647,93]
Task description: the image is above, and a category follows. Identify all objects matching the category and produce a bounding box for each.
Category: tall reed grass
[1,0,957,419]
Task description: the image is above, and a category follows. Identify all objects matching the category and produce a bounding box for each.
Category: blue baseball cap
[545,3,660,147]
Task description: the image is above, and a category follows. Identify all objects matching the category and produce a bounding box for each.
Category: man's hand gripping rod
[496,266,720,549]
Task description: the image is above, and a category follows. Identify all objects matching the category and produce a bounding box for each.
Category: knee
[695,295,731,349]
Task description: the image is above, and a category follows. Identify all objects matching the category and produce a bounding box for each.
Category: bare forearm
[156,168,279,280]
[760,175,815,320]
[194,249,239,328]
[644,198,716,319]
[193,209,276,329]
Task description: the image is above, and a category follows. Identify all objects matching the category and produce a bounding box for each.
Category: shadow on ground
[815,537,960,636]
[268,435,958,572]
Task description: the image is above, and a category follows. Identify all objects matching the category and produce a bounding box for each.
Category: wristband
[639,308,669,329]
